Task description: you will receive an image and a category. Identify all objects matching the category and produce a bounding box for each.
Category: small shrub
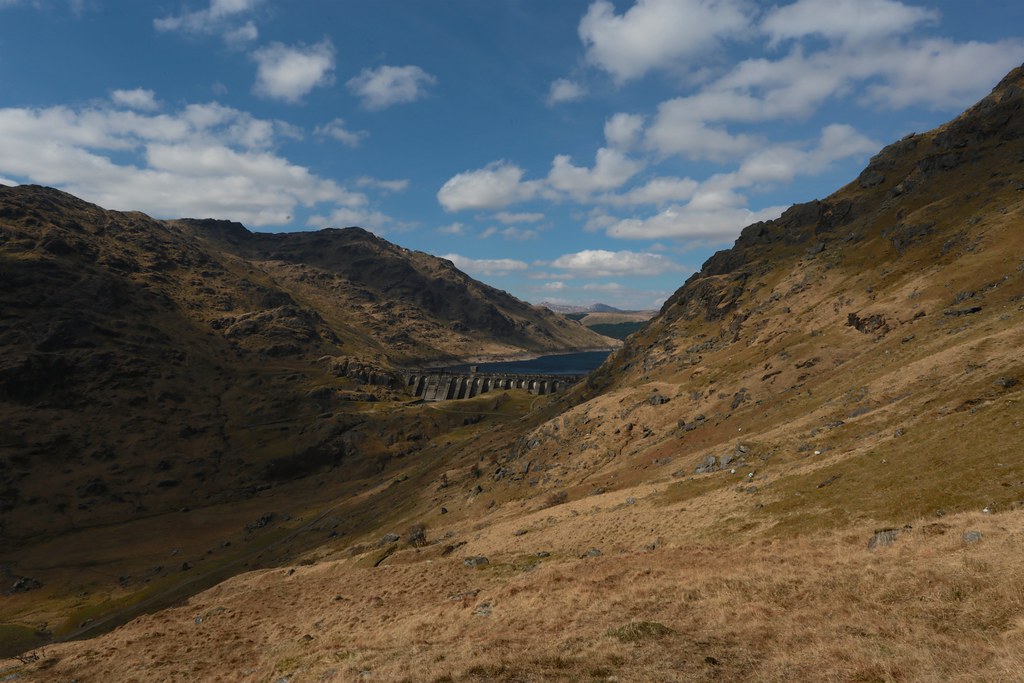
[545,491,568,507]
[405,523,427,547]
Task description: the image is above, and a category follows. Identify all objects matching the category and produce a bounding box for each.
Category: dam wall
[401,371,581,402]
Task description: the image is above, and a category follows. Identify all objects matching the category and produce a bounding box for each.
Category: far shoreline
[440,345,620,367]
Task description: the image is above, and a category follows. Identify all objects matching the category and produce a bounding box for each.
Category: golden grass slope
[5,507,1023,682]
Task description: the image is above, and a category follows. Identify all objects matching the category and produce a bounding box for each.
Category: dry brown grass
[6,508,1024,682]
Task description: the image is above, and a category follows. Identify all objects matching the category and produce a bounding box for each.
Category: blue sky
[1,0,1023,310]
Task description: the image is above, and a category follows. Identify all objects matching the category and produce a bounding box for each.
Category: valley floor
[5,499,1023,682]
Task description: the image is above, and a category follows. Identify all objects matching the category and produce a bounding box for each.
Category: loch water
[439,350,612,376]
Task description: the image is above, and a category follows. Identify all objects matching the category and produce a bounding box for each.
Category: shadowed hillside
[0,189,612,655]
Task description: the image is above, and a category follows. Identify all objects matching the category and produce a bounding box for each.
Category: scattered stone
[245,512,276,532]
[731,388,749,410]
[943,306,983,316]
[995,376,1019,389]
[512,529,528,536]
[625,497,636,506]
[448,589,480,602]
[463,556,489,568]
[695,455,719,474]
[963,530,983,544]
[378,533,400,546]
[858,170,885,188]
[847,312,889,335]
[867,527,904,550]
[536,551,550,558]
[10,576,41,593]
[439,507,448,515]
[181,562,192,571]
[817,474,841,489]
[901,334,915,343]
[582,547,603,558]
[648,393,670,406]
[683,415,707,432]
[472,602,492,617]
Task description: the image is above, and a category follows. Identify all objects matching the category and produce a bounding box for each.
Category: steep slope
[494,63,1024,530]
[174,218,614,363]
[5,67,1024,682]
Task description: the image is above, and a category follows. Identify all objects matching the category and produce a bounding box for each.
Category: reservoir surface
[440,350,612,376]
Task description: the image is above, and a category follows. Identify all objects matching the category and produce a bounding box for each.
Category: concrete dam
[401,370,581,402]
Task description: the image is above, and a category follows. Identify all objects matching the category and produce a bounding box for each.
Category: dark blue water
[440,350,612,376]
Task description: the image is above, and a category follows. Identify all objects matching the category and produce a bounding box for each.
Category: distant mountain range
[540,301,653,315]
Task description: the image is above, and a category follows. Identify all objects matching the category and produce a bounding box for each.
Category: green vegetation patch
[587,322,645,340]
[655,471,735,506]
[0,623,50,658]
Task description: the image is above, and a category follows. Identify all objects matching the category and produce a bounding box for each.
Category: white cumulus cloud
[551,249,682,277]
[315,118,366,147]
[578,0,751,83]
[604,112,646,149]
[306,207,406,233]
[111,88,159,111]
[438,161,539,211]
[601,176,700,206]
[0,100,366,227]
[493,211,545,224]
[442,253,530,277]
[356,176,409,193]
[546,78,588,105]
[437,222,465,235]
[347,65,437,110]
[859,38,1024,110]
[252,40,335,103]
[763,0,937,46]
[480,226,539,241]
[548,147,644,197]
[605,203,786,241]
[154,0,260,44]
